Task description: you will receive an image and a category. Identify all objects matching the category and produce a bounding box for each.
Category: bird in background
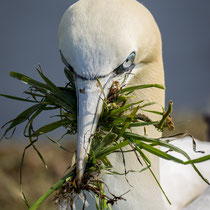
[58,0,210,209]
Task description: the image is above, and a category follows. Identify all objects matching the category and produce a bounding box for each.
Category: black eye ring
[113,51,136,75]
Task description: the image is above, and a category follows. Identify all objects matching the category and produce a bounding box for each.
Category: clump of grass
[1,67,210,210]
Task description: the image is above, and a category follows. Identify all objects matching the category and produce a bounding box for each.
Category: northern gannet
[58,0,210,209]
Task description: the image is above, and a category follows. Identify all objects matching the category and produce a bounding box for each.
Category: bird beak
[75,76,112,185]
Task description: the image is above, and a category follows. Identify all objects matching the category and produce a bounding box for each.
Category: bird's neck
[103,60,166,210]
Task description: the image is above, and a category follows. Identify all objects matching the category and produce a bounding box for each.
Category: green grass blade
[131,140,184,163]
[138,150,171,205]
[139,102,156,109]
[96,140,129,159]
[93,132,117,156]
[2,104,42,137]
[45,93,76,115]
[47,136,71,152]
[23,104,46,137]
[0,94,36,103]
[20,140,39,208]
[128,121,158,128]
[29,170,75,210]
[120,84,165,94]
[141,109,163,115]
[10,71,49,90]
[105,116,128,128]
[35,67,76,108]
[108,101,143,117]
[35,67,64,96]
[24,91,45,98]
[184,155,210,164]
[31,119,69,137]
[157,101,173,130]
[132,143,151,165]
[125,132,210,184]
[64,68,76,89]
[29,127,48,169]
[116,107,139,140]
[96,77,105,98]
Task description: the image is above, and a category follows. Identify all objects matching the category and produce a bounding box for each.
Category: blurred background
[0,0,210,209]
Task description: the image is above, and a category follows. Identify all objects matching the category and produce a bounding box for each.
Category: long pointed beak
[75,76,112,184]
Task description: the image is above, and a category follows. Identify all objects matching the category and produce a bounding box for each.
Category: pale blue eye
[113,51,136,75]
[122,52,136,69]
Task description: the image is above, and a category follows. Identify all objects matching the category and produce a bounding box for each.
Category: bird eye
[114,51,136,75]
[122,52,136,69]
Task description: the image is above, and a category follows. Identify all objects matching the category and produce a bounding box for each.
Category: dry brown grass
[163,112,208,141]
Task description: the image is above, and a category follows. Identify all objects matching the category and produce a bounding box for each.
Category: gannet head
[58,0,162,184]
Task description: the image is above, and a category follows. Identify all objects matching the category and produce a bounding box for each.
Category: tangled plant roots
[55,171,126,210]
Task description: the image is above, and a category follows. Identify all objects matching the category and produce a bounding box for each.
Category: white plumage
[160,137,210,210]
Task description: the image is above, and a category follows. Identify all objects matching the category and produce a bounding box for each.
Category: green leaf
[157,101,173,130]
[45,93,76,115]
[128,121,158,128]
[20,140,39,208]
[2,104,42,138]
[96,140,129,159]
[0,94,36,103]
[141,109,163,115]
[120,84,165,94]
[23,104,46,137]
[116,106,139,140]
[139,102,156,109]
[136,149,171,205]
[94,132,117,156]
[132,144,151,165]
[35,67,76,108]
[64,68,75,89]
[133,140,184,163]
[101,157,113,168]
[125,132,210,184]
[29,170,75,210]
[108,116,129,127]
[24,91,44,98]
[31,119,68,137]
[108,101,143,117]
[47,136,70,152]
[10,71,49,90]
[96,77,105,98]
[184,155,210,164]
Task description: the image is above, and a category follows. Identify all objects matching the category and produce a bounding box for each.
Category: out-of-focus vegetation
[0,140,76,210]
[163,112,208,141]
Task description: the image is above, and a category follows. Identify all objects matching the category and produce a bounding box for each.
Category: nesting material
[1,67,210,210]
